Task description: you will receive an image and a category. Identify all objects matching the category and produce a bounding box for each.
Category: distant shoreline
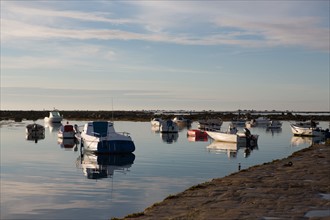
[1,110,329,122]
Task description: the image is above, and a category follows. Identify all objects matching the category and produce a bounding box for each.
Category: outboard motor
[244,128,251,138]
[244,128,251,147]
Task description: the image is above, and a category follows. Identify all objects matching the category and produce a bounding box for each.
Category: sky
[1,1,329,111]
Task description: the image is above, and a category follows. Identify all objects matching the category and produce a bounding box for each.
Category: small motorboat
[79,121,135,153]
[290,124,329,137]
[151,118,163,127]
[25,123,45,143]
[58,123,78,139]
[267,120,282,129]
[26,123,45,135]
[44,110,63,123]
[160,120,179,133]
[206,126,258,147]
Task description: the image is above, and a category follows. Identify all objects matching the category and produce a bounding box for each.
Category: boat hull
[290,124,326,137]
[82,139,135,154]
[206,130,258,146]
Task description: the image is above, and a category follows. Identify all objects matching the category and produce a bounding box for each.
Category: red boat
[187,129,208,138]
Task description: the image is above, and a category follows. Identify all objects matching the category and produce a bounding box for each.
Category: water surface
[1,120,328,219]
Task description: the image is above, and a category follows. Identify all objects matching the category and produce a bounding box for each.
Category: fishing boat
[290,123,329,137]
[79,121,135,153]
[151,118,163,127]
[44,110,63,123]
[58,123,78,139]
[247,117,270,127]
[160,120,179,133]
[25,123,45,143]
[206,126,258,146]
[267,120,282,129]
[26,123,45,135]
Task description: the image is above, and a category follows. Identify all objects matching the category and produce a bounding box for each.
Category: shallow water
[0,120,328,219]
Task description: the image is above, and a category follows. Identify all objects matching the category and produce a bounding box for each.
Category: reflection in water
[266,127,282,136]
[187,135,208,142]
[76,152,135,179]
[160,133,179,144]
[25,133,45,143]
[58,138,79,151]
[291,136,325,146]
[44,122,62,133]
[207,141,258,158]
[151,125,160,133]
[176,122,192,131]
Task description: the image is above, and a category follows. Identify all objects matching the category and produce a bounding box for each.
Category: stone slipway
[117,143,330,220]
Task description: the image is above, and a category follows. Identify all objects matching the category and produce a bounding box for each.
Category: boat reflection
[151,125,160,133]
[44,122,62,133]
[58,138,79,151]
[207,141,258,158]
[160,133,178,144]
[187,135,208,142]
[266,127,282,136]
[76,152,135,179]
[291,136,325,146]
[25,133,45,143]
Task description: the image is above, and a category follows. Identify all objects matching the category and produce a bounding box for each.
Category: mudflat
[118,143,330,220]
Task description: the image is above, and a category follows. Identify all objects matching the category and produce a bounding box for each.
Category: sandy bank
[116,143,330,220]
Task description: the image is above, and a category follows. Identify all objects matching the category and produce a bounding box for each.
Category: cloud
[2,1,329,51]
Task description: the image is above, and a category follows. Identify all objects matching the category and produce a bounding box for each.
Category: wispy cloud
[2,1,329,51]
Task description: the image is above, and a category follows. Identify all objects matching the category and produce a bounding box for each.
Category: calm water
[1,120,328,220]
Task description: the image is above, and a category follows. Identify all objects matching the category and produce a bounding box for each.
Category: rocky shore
[1,110,329,122]
[115,143,330,220]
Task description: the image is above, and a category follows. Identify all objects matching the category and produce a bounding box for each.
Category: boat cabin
[83,121,115,137]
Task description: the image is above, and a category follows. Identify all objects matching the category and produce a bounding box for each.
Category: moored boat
[26,123,45,135]
[151,118,163,127]
[79,121,135,153]
[44,110,63,123]
[267,120,282,129]
[160,120,179,133]
[206,126,258,146]
[290,123,329,137]
[58,123,78,139]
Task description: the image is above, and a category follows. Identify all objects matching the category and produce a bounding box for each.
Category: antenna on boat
[111,97,114,123]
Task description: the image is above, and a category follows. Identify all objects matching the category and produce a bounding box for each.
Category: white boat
[206,127,258,146]
[173,116,190,124]
[290,124,328,137]
[58,123,78,139]
[79,121,135,153]
[247,117,270,127]
[44,110,63,123]
[151,118,163,127]
[267,120,282,129]
[160,120,179,133]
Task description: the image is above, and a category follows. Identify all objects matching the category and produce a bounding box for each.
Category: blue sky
[1,1,329,111]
